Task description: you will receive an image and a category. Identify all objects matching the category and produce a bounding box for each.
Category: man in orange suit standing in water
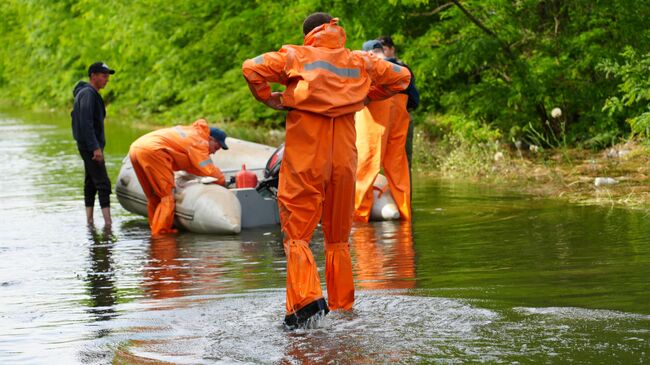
[353,40,414,223]
[242,12,411,329]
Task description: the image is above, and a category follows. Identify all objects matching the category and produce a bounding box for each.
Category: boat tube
[116,138,400,234]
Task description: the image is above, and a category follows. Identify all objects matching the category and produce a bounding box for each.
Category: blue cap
[209,127,229,150]
[362,40,383,52]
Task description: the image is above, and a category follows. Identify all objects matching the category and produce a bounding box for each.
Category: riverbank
[414,133,650,210]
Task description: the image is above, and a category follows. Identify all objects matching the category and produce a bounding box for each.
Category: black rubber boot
[283,298,329,330]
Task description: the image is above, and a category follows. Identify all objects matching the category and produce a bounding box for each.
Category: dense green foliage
[599,48,650,142]
[1,0,648,147]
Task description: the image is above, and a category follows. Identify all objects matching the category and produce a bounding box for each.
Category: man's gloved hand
[227,176,236,187]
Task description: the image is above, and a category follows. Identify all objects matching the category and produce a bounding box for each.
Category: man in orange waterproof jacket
[129,119,227,235]
[354,40,412,222]
[242,12,411,329]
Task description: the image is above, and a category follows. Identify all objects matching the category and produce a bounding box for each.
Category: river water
[1,110,649,364]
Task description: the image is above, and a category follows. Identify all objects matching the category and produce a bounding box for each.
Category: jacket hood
[303,18,346,49]
[191,118,211,138]
[73,81,91,97]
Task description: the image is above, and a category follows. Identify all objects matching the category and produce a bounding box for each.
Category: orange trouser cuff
[285,240,323,315]
[151,195,176,236]
[325,241,354,310]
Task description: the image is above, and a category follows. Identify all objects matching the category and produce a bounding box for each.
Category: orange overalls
[242,19,411,319]
[354,92,411,222]
[129,119,225,235]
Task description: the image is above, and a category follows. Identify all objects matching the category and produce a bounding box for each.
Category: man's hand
[265,92,287,110]
[92,148,104,163]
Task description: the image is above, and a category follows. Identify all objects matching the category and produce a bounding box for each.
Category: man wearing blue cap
[354,41,413,222]
[378,36,420,193]
[128,119,228,235]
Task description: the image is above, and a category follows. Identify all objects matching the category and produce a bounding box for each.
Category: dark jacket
[71,81,106,151]
[386,57,420,111]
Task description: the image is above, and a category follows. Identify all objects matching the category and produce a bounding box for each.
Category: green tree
[1,0,649,147]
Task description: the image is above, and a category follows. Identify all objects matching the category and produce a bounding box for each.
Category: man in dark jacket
[71,62,115,227]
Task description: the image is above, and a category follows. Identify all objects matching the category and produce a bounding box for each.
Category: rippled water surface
[1,110,649,364]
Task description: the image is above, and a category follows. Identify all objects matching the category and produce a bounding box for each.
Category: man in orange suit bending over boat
[129,119,228,235]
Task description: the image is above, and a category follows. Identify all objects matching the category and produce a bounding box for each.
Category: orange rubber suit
[354,92,411,222]
[242,18,410,323]
[129,119,225,235]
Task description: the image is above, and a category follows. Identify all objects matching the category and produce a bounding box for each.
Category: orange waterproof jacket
[242,19,411,117]
[130,119,225,185]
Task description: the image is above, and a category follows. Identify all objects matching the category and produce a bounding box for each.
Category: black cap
[88,62,115,77]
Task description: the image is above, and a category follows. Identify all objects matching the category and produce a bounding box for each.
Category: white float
[369,174,400,221]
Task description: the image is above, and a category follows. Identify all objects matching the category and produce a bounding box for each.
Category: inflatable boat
[115,139,400,234]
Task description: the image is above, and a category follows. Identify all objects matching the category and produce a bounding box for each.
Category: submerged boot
[283,239,327,330]
[283,297,329,330]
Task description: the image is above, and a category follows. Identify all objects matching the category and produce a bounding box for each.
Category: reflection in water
[86,226,117,322]
[351,221,415,290]
[3,111,650,364]
[82,226,118,364]
[144,234,185,300]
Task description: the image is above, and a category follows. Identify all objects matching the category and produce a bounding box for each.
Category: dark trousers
[405,117,414,171]
[405,117,414,203]
[79,149,111,208]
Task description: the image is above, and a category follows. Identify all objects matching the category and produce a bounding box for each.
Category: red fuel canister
[236,164,258,188]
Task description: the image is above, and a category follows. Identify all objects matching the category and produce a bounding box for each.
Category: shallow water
[1,110,649,364]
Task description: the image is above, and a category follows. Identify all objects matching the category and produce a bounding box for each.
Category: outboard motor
[256,143,284,198]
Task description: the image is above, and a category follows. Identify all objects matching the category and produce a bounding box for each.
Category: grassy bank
[413,131,650,210]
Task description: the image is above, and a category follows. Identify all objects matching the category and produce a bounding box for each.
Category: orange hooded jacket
[242,19,411,116]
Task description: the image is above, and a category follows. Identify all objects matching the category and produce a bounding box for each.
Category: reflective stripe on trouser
[129,147,176,235]
[354,95,411,221]
[279,110,357,314]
